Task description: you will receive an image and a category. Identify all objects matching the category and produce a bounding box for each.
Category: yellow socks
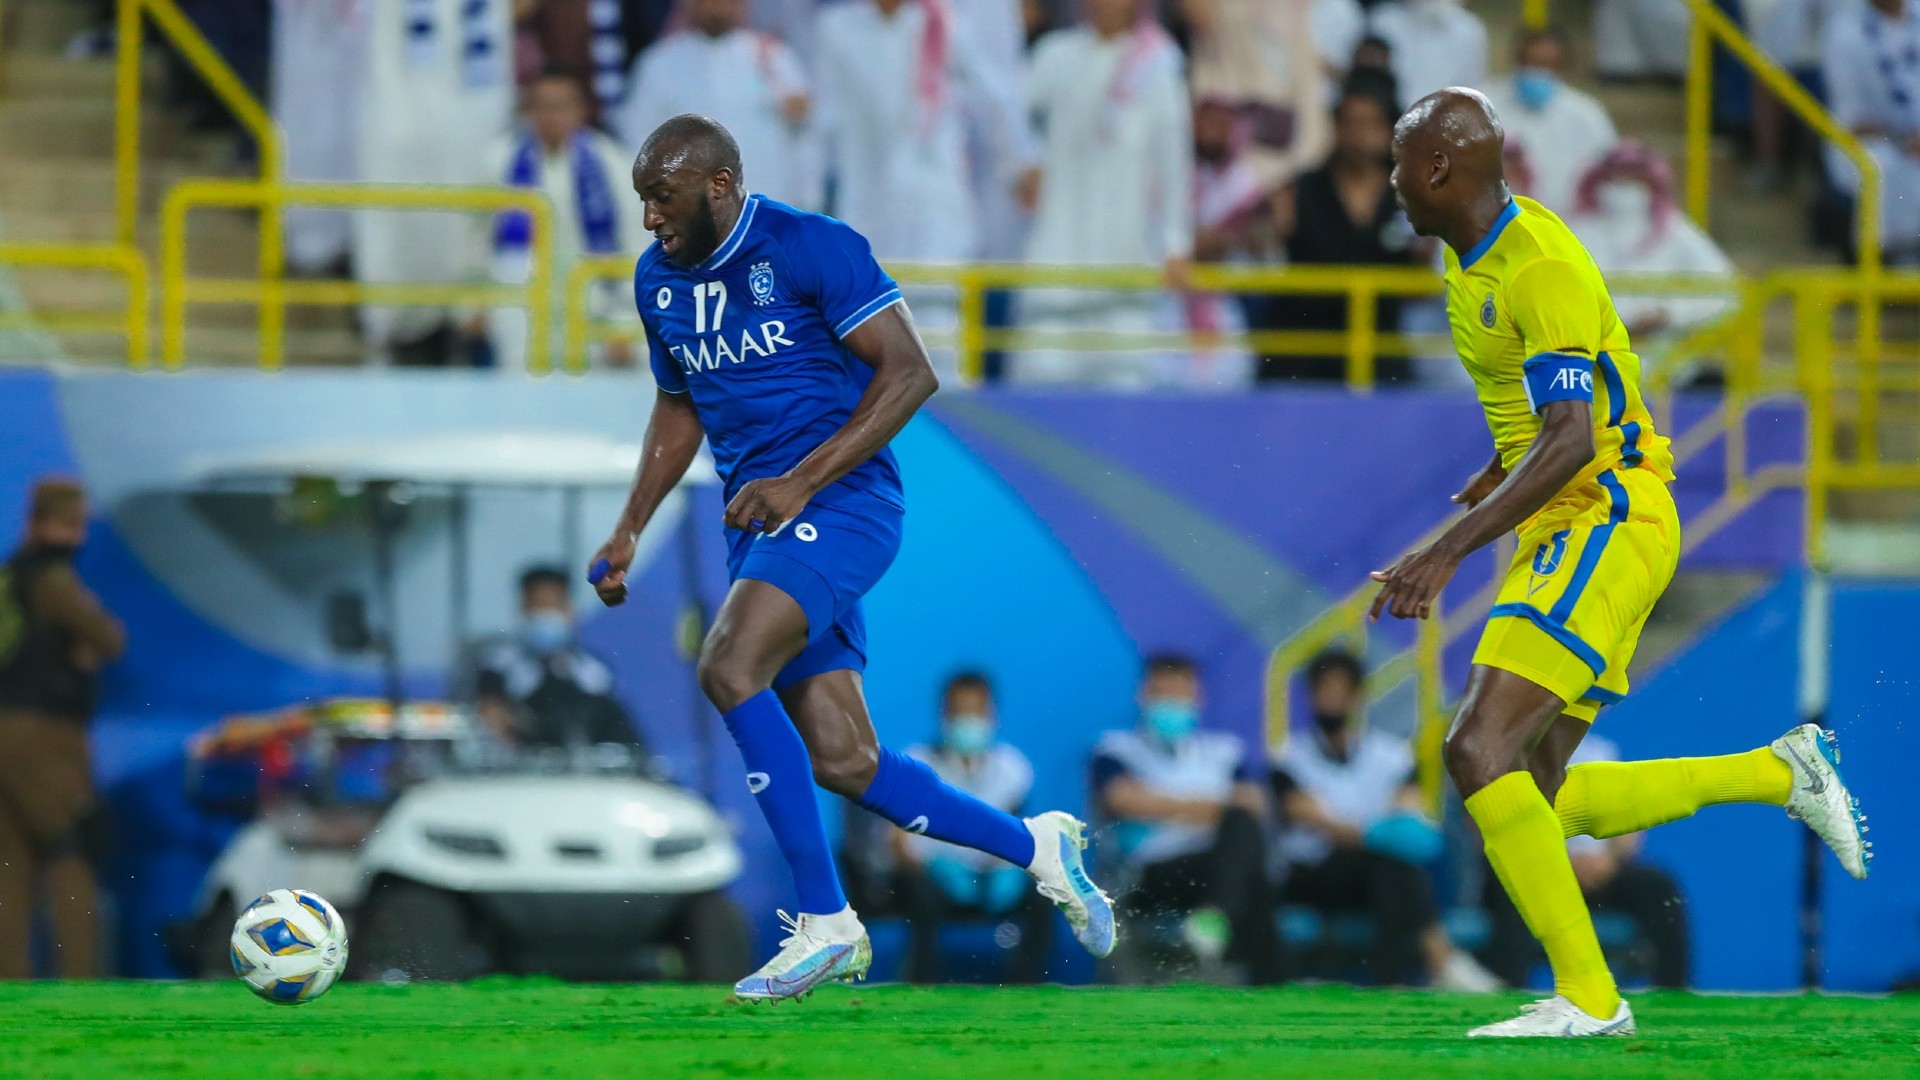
[1466,771,1619,1019]
[1555,748,1792,840]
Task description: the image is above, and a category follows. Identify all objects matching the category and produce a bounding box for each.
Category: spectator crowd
[146,0,1920,383]
[847,651,1691,991]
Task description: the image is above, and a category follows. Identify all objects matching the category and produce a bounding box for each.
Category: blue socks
[722,690,848,915]
[857,747,1037,868]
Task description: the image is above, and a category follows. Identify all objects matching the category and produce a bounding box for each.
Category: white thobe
[273,0,367,273]
[951,0,1039,261]
[1824,1,1920,257]
[468,131,651,372]
[354,0,514,351]
[617,28,819,210]
[1313,0,1367,77]
[1482,78,1619,212]
[1567,207,1737,375]
[1015,26,1194,387]
[1366,0,1489,104]
[814,0,984,262]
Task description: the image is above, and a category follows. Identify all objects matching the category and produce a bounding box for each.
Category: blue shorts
[724,488,904,691]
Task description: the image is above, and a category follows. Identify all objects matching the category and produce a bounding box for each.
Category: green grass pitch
[2,980,1916,1079]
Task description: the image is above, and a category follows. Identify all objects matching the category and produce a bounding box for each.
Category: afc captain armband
[1521,352,1594,413]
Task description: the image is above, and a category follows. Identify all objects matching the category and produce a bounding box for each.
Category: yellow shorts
[1471,467,1681,723]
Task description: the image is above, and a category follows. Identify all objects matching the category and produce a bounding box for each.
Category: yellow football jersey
[1443,197,1674,530]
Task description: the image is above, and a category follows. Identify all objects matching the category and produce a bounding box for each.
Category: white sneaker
[731,907,870,1003]
[1467,995,1636,1038]
[1434,950,1503,993]
[1771,724,1872,880]
[1025,811,1117,958]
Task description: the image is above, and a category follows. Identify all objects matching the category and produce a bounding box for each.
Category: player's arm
[590,387,706,607]
[1372,258,1599,620]
[722,302,937,533]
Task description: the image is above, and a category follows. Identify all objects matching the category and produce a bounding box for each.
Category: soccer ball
[229,889,349,1005]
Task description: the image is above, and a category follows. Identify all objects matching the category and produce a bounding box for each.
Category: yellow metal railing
[0,243,151,366]
[160,180,557,372]
[1684,0,1879,273]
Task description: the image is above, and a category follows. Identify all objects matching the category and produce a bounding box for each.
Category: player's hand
[1369,541,1461,621]
[1451,458,1508,509]
[724,475,814,536]
[587,532,638,607]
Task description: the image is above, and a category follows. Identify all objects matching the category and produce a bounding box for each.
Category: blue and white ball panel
[229,888,349,1005]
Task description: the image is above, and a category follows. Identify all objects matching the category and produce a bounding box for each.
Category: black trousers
[1279,848,1436,986]
[894,864,1054,984]
[1124,807,1283,984]
[1482,861,1691,989]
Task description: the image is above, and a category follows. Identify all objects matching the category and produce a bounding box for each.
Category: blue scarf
[494,133,622,255]
[406,0,501,90]
[589,0,629,106]
[1865,4,1920,134]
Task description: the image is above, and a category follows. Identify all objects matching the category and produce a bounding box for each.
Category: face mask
[1313,709,1349,738]
[1513,67,1559,111]
[521,610,572,655]
[1143,698,1200,743]
[944,714,995,756]
[1596,182,1653,223]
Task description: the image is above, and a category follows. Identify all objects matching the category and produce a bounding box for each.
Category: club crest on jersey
[1480,293,1497,328]
[749,261,776,305]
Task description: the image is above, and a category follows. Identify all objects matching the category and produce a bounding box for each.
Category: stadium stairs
[0,0,359,365]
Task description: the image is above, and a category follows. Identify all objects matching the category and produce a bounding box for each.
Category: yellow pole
[120,246,151,369]
[1415,601,1446,814]
[114,0,142,248]
[141,0,284,366]
[1523,0,1549,28]
[957,269,987,384]
[1348,284,1377,391]
[159,184,190,369]
[1685,14,1712,227]
[1797,285,1834,566]
[528,198,555,374]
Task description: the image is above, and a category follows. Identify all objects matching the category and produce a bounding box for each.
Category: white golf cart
[167,433,750,982]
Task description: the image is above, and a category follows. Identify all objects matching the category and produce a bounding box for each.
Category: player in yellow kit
[1372,89,1871,1038]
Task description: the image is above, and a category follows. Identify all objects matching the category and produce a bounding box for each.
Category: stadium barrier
[158,180,558,372]
[0,243,150,366]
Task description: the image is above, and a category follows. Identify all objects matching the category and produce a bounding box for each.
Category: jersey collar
[698,192,760,274]
[1457,198,1520,270]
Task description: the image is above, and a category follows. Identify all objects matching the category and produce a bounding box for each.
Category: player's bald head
[1388,88,1510,240]
[635,113,743,186]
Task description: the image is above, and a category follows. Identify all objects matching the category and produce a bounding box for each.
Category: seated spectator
[1482,734,1691,989]
[1272,650,1499,990]
[1751,0,1840,190]
[616,0,820,211]
[1483,28,1619,213]
[464,70,648,371]
[1014,0,1193,387]
[1822,0,1920,265]
[1251,82,1422,384]
[891,673,1053,984]
[1563,143,1737,382]
[1181,0,1331,190]
[471,566,643,751]
[1094,654,1281,984]
[1594,0,1691,80]
[1364,0,1487,106]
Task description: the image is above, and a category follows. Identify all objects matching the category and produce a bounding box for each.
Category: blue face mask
[1514,67,1559,111]
[1143,698,1199,743]
[943,714,995,756]
[521,610,572,655]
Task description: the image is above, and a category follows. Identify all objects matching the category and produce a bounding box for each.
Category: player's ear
[710,168,735,200]
[1428,151,1451,190]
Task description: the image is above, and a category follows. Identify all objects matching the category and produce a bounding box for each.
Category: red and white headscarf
[916,0,953,136]
[1573,140,1678,253]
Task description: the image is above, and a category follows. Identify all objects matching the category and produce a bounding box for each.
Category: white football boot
[1770,724,1872,880]
[1025,811,1117,958]
[732,907,870,1004]
[1467,996,1636,1038]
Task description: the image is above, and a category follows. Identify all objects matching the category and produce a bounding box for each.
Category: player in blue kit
[589,115,1115,1002]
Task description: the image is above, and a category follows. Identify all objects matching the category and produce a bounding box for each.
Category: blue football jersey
[637,194,906,509]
